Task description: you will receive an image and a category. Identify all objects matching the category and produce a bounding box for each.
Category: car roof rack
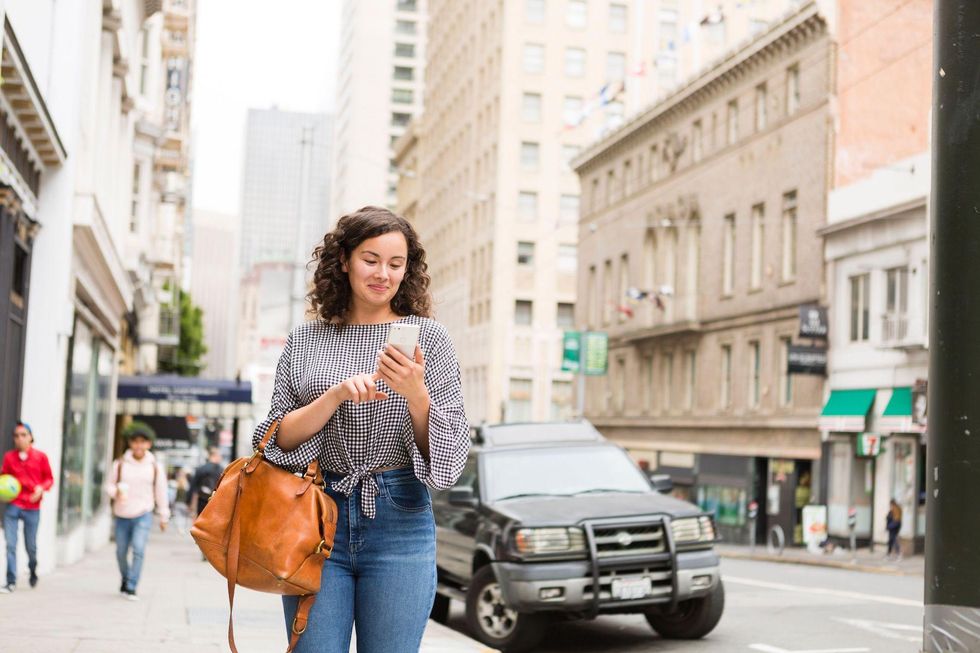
[470,420,605,448]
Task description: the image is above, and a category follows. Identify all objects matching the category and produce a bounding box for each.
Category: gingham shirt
[252,315,470,518]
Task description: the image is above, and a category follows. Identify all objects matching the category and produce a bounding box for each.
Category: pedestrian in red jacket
[1,421,53,592]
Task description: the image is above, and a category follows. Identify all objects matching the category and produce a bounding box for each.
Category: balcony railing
[882,313,909,343]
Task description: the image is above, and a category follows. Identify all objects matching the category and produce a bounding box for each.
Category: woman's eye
[390,265,402,271]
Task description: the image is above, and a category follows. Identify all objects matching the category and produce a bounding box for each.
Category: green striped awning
[878,387,923,433]
[819,389,876,432]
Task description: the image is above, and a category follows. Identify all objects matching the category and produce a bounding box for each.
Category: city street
[445,558,923,653]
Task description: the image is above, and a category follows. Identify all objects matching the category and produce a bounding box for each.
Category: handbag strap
[225,444,321,653]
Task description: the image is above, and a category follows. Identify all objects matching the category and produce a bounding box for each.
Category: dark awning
[116,375,253,418]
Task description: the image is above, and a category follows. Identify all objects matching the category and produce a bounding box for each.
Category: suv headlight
[513,527,586,555]
[670,516,717,545]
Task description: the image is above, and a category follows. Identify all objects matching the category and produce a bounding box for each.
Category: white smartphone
[387,323,421,359]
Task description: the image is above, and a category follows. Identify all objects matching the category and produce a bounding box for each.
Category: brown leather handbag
[191,420,338,653]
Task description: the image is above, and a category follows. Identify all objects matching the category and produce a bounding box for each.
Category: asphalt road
[445,558,924,653]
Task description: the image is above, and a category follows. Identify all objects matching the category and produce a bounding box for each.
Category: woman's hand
[328,372,389,404]
[377,345,429,405]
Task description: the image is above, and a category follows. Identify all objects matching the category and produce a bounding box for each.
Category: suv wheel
[645,579,725,639]
[430,592,450,624]
[465,566,547,652]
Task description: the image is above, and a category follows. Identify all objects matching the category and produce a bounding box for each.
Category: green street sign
[583,331,609,376]
[561,331,581,372]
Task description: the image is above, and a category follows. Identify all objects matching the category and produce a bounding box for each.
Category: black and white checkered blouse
[252,315,470,518]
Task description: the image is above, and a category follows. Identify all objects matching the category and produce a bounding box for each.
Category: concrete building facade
[332,0,426,214]
[190,209,238,380]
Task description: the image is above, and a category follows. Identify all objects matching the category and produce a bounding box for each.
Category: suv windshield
[483,445,652,503]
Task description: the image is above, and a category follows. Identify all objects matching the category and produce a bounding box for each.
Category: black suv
[430,421,724,652]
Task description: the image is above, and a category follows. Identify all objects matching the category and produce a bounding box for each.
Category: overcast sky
[190,0,341,215]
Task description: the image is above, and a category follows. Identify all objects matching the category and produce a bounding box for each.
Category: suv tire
[645,579,725,639]
[430,593,450,623]
[465,566,547,652]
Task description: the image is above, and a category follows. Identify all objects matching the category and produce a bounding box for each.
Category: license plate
[611,577,652,600]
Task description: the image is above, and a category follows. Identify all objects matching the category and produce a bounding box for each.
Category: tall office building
[332,0,426,214]
[412,0,799,423]
[191,209,238,379]
[239,107,332,273]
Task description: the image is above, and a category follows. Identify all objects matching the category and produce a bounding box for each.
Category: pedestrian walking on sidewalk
[170,467,191,534]
[106,421,170,600]
[1,421,53,593]
[188,447,223,518]
[253,206,470,653]
[886,499,903,560]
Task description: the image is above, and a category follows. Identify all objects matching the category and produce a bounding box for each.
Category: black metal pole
[924,2,980,650]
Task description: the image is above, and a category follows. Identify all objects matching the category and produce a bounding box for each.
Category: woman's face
[343,231,409,312]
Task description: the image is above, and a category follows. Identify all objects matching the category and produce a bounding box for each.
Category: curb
[718,548,923,577]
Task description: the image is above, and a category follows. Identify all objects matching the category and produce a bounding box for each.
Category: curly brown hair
[307,206,432,324]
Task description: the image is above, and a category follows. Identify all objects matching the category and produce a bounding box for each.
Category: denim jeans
[115,512,153,592]
[3,505,40,586]
[283,468,437,653]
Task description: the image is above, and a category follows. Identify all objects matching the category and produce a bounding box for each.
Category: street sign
[582,331,609,376]
[787,344,827,375]
[798,304,829,339]
[561,331,581,373]
[856,433,881,457]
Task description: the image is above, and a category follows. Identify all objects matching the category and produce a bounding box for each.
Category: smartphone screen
[387,323,421,358]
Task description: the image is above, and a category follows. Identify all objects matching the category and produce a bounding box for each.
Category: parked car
[430,421,725,652]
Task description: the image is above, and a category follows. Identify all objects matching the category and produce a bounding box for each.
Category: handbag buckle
[292,618,307,635]
[316,539,332,556]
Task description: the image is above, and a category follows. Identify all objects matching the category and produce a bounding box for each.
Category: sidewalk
[717,542,925,576]
[0,529,495,653]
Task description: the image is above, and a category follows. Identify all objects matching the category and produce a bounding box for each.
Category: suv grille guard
[582,513,679,620]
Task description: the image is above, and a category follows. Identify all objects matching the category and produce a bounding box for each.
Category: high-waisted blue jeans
[283,467,437,653]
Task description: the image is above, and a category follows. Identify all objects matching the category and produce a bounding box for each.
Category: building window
[392,88,414,104]
[522,92,542,122]
[722,213,735,296]
[559,194,580,224]
[564,47,586,77]
[396,0,417,10]
[508,378,533,421]
[749,340,761,407]
[781,190,797,281]
[521,141,540,169]
[663,351,674,409]
[551,380,574,420]
[644,230,657,290]
[139,27,150,96]
[563,96,584,126]
[606,52,626,81]
[394,42,415,58]
[602,259,613,325]
[391,112,411,127]
[130,163,141,232]
[393,66,414,81]
[649,144,659,181]
[561,144,580,168]
[885,267,909,341]
[779,336,793,406]
[720,344,732,408]
[606,101,624,129]
[517,241,535,265]
[518,191,538,220]
[685,350,696,410]
[643,355,654,413]
[566,0,587,28]
[726,99,739,145]
[557,302,575,328]
[524,43,545,73]
[588,265,597,328]
[606,169,617,206]
[591,177,600,212]
[609,3,627,32]
[786,64,801,115]
[692,119,703,163]
[850,274,870,342]
[614,358,626,413]
[617,253,630,323]
[557,243,577,272]
[755,83,768,131]
[395,19,416,34]
[515,300,533,325]
[526,0,545,23]
[750,203,764,290]
[659,9,678,51]
[622,159,633,195]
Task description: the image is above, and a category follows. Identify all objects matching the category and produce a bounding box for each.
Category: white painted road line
[749,645,870,653]
[725,575,923,607]
[832,617,922,642]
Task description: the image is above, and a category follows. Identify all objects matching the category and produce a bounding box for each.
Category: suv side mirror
[448,485,479,508]
[648,473,673,494]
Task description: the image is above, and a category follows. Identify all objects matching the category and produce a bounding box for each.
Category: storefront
[877,384,927,553]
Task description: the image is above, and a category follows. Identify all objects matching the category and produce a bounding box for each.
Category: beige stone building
[574,0,932,546]
[411,0,800,424]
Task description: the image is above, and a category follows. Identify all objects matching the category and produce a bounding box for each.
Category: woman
[252,206,470,653]
[886,499,903,560]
